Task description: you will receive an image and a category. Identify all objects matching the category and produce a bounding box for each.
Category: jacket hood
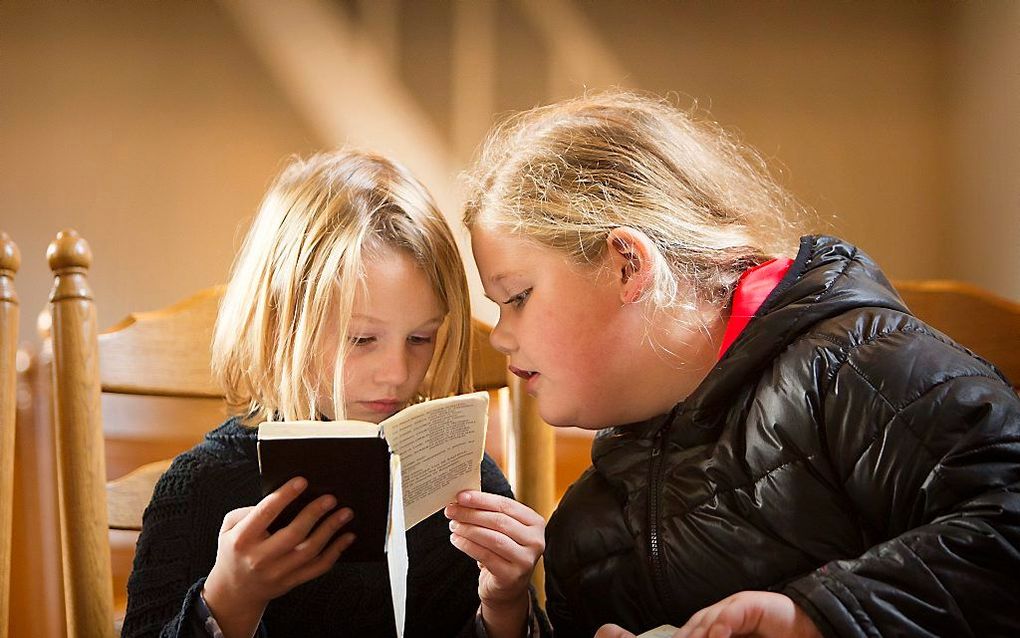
[688,236,908,420]
[593,236,910,457]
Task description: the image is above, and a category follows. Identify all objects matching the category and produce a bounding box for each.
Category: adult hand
[202,477,355,638]
[675,591,822,638]
[445,490,545,637]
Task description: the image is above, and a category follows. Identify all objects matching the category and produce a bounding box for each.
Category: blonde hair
[464,91,805,311]
[213,150,472,423]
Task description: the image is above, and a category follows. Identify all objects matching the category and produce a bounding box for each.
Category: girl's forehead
[472,224,540,257]
[351,252,443,312]
[473,226,602,278]
[472,236,540,285]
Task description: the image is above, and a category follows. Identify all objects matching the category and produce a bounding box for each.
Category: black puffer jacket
[545,236,1020,638]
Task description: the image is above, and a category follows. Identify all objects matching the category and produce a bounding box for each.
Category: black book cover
[257,435,391,562]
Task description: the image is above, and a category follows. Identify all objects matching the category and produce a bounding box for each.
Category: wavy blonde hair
[213,150,472,423]
[464,91,805,311]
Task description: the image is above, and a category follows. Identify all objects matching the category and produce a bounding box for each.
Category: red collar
[717,257,794,359]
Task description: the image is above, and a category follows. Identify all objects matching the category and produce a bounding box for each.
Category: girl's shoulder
[799,306,1005,386]
[480,452,513,497]
[151,416,259,501]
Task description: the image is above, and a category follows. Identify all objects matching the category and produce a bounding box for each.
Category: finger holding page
[448,522,527,581]
[444,498,535,542]
[439,487,541,637]
[445,491,544,600]
[447,490,545,528]
[447,491,544,557]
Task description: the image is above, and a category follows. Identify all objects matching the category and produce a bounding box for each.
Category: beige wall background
[2,0,1017,345]
[1,2,318,343]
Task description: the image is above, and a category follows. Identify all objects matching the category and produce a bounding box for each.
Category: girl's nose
[376,346,410,387]
[488,316,517,355]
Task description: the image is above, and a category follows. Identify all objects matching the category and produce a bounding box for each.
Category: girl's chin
[344,411,385,424]
[345,403,404,423]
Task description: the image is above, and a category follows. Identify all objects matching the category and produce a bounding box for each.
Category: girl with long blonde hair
[123,150,546,638]
[460,91,1020,638]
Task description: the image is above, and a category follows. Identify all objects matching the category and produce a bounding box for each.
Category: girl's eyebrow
[489,272,523,285]
[483,273,528,302]
[417,316,445,329]
[351,314,445,329]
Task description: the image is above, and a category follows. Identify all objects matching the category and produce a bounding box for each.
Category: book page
[386,455,407,638]
[382,392,488,528]
[257,419,380,439]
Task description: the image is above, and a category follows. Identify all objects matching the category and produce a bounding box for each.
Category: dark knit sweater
[121,418,516,637]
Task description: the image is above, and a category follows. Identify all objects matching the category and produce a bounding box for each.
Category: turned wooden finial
[45,226,115,634]
[47,229,94,303]
[1,232,21,635]
[0,231,20,276]
[0,231,19,306]
[47,228,92,272]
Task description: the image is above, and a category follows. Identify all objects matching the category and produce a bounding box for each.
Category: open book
[256,391,489,636]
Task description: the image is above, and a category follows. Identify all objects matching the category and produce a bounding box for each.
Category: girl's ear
[606,227,656,304]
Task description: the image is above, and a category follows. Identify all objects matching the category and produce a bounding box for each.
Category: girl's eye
[408,334,434,346]
[350,336,376,346]
[503,288,532,308]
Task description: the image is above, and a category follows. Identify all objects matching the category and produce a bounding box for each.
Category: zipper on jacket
[647,412,677,616]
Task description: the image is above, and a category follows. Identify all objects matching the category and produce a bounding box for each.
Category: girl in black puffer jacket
[463,91,1020,638]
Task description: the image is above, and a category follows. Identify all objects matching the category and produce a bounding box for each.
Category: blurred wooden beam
[216,0,457,215]
[517,0,630,98]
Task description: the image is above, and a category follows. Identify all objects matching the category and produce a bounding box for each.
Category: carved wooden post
[510,374,555,602]
[0,232,21,638]
[47,230,114,637]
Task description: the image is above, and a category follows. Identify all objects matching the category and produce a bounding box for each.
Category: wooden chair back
[10,335,67,638]
[895,280,1020,388]
[99,289,227,627]
[0,232,21,638]
[45,228,556,636]
[471,319,556,519]
[46,230,225,637]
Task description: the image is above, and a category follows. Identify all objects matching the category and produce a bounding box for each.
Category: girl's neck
[634,301,730,418]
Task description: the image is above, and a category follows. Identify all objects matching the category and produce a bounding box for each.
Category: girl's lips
[361,400,401,414]
[509,366,541,395]
[509,365,537,380]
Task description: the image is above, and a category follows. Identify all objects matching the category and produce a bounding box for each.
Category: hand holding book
[257,392,490,556]
[256,391,491,637]
[201,476,356,638]
[445,490,546,638]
